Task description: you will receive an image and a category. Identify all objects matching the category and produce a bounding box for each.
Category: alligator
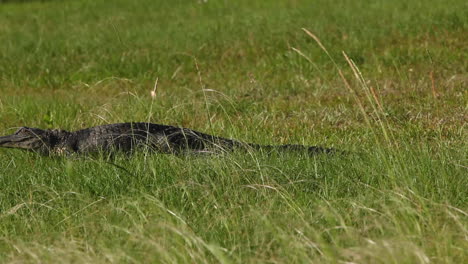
[0,122,336,156]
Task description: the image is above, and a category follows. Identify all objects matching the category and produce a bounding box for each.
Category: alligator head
[0,127,66,155]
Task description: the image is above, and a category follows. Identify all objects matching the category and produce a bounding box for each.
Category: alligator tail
[247,143,341,155]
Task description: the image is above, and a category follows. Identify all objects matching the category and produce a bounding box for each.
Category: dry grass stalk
[430,70,438,98]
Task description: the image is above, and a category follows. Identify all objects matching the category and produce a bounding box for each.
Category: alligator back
[72,122,242,154]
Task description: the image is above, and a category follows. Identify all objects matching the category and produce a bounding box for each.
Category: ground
[0,0,466,263]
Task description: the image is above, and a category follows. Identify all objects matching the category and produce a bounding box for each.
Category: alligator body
[0,122,335,156]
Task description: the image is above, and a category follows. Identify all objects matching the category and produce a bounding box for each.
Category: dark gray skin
[0,122,336,156]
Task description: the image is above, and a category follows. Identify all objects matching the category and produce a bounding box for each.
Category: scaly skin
[0,122,336,156]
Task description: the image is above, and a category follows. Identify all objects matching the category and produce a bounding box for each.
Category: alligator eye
[14,127,31,135]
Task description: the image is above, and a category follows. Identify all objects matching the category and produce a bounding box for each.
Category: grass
[0,0,467,263]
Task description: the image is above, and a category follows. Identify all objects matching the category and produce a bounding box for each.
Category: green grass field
[0,0,467,263]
